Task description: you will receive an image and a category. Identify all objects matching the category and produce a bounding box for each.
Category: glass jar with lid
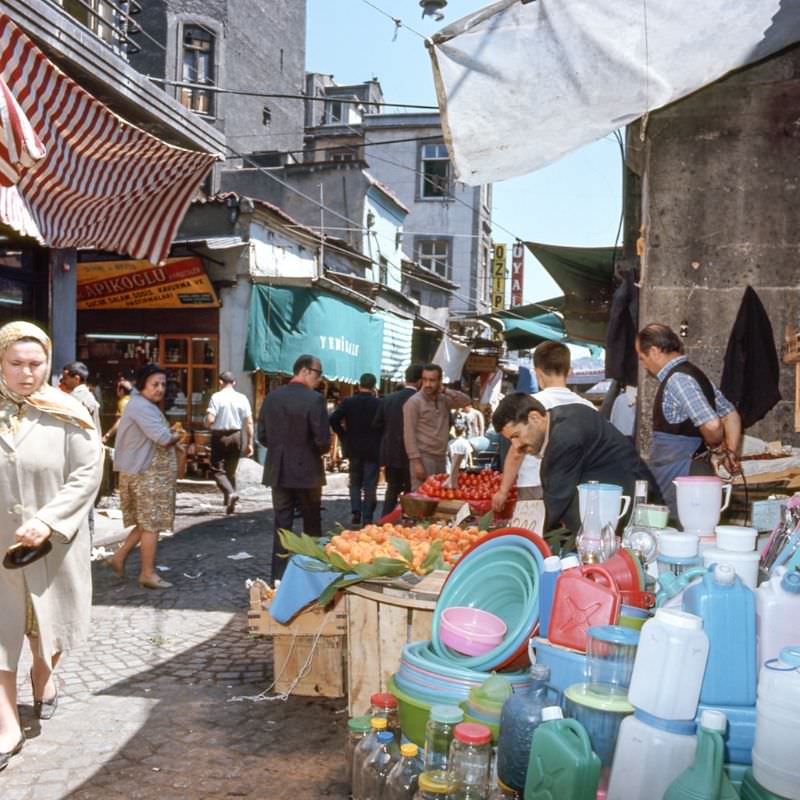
[448,722,492,799]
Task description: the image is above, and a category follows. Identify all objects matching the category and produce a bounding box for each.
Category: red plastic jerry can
[548,565,621,652]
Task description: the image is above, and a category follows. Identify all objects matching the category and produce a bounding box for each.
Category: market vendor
[491,392,661,532]
[636,324,741,515]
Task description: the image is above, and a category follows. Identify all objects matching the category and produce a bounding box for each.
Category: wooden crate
[248,580,347,637]
[345,572,446,716]
[273,634,346,698]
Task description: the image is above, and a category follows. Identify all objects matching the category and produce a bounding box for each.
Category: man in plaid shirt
[637,324,741,515]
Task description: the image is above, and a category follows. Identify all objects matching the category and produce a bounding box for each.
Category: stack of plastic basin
[460,673,513,743]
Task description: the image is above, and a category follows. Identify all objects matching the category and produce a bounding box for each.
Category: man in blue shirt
[636,324,741,514]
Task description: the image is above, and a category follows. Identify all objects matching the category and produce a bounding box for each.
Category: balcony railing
[50,0,142,58]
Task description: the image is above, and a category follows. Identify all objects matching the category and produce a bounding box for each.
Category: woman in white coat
[0,322,102,771]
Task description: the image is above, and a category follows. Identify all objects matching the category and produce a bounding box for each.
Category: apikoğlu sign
[77,257,219,309]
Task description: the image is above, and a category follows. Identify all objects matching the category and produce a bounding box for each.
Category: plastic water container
[658,531,703,577]
[740,767,791,800]
[531,637,588,695]
[353,717,391,800]
[682,564,757,706]
[607,709,697,800]
[628,608,709,721]
[361,730,401,800]
[756,566,800,666]
[696,703,756,766]
[563,683,634,766]
[524,706,600,800]
[664,710,738,800]
[752,645,800,799]
[538,556,561,638]
[384,742,423,800]
[702,525,760,590]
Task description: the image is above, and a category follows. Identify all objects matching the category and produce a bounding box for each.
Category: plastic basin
[440,607,508,656]
[388,675,431,747]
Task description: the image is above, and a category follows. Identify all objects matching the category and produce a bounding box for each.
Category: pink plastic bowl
[439,607,508,656]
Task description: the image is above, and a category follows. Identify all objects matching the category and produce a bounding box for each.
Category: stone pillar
[49,248,77,376]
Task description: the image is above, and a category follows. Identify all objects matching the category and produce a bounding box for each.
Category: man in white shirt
[205,371,253,514]
[491,341,594,527]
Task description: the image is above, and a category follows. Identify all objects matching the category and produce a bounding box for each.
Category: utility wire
[360,0,428,40]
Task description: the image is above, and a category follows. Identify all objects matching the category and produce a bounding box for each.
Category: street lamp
[419,0,447,21]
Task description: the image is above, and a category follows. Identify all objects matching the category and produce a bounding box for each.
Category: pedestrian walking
[330,373,381,526]
[257,355,330,581]
[101,378,132,445]
[373,364,421,516]
[60,361,102,432]
[107,365,185,590]
[0,322,102,770]
[204,371,254,514]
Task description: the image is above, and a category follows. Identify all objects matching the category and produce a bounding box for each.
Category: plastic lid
[400,743,419,757]
[371,692,398,709]
[454,722,492,745]
[543,555,562,572]
[561,555,580,570]
[654,608,703,631]
[347,715,372,733]
[417,771,452,794]
[700,709,727,733]
[715,525,758,553]
[782,572,800,595]
[429,704,465,724]
[370,717,388,730]
[587,625,640,647]
[779,645,800,667]
[377,730,395,743]
[541,706,563,722]
[658,532,700,558]
[712,563,737,587]
[564,683,635,713]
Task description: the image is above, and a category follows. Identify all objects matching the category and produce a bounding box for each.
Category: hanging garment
[605,269,639,388]
[432,336,471,383]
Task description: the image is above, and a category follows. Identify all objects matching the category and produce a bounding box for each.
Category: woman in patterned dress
[107,364,183,590]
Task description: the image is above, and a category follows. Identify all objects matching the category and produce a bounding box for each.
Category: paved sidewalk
[3,481,359,800]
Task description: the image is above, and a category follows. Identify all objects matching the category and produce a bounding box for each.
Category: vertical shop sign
[511,241,525,306]
[492,242,506,311]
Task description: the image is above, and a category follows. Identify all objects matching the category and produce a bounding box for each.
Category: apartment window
[379,256,388,286]
[180,26,215,116]
[420,143,451,199]
[417,238,450,278]
[331,147,358,163]
[262,106,272,127]
[325,100,343,125]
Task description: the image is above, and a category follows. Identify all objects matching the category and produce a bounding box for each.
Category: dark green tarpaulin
[245,284,383,383]
[525,242,618,345]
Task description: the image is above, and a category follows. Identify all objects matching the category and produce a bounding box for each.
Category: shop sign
[511,242,525,306]
[77,257,219,310]
[492,243,506,311]
[465,354,499,373]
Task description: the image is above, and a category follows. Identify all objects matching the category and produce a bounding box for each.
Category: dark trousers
[383,465,410,518]
[210,429,241,499]
[349,456,379,523]
[271,486,322,581]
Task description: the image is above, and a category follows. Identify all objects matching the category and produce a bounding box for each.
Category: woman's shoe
[30,669,58,721]
[0,734,24,772]
[138,575,173,590]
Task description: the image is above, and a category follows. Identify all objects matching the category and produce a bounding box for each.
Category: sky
[306,0,623,305]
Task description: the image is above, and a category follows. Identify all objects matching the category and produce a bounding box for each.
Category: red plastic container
[601,548,644,594]
[548,565,622,653]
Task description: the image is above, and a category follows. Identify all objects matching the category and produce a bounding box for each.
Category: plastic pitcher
[752,645,800,799]
[627,608,709,721]
[585,625,639,696]
[682,563,757,706]
[663,710,738,800]
[578,483,631,530]
[607,710,697,800]
[524,706,600,800]
[673,476,731,538]
[496,664,556,792]
[538,556,561,639]
[755,566,800,666]
[548,565,621,653]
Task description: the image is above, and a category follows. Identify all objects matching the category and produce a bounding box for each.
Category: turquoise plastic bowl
[432,542,541,670]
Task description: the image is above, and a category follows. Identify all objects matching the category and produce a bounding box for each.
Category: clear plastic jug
[353,717,390,800]
[362,730,401,800]
[385,742,423,800]
[755,566,800,666]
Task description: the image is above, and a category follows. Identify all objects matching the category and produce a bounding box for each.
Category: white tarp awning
[429,0,800,184]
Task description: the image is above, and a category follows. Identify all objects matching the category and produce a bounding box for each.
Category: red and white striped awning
[0,75,45,186]
[0,14,219,264]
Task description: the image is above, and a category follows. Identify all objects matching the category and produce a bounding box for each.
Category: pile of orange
[324,523,484,572]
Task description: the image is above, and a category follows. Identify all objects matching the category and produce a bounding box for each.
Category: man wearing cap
[205,371,253,514]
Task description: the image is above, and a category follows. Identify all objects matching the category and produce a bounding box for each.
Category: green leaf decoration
[419,539,445,573]
[325,549,353,572]
[478,511,494,531]
[390,536,414,564]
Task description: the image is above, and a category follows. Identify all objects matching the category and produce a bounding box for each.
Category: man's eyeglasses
[307,367,322,376]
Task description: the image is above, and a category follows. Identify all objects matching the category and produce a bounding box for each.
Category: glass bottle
[622,480,658,565]
[384,742,424,800]
[362,730,401,800]
[424,704,464,774]
[346,716,372,788]
[577,484,606,564]
[353,717,389,800]
[448,722,492,800]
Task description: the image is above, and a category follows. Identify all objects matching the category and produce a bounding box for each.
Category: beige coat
[0,407,103,671]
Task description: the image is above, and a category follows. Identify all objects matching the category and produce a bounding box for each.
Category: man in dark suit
[330,373,382,526]
[492,392,661,533]
[373,364,422,517]
[257,354,330,581]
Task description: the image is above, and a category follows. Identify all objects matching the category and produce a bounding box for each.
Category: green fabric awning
[245,284,383,383]
[501,311,567,349]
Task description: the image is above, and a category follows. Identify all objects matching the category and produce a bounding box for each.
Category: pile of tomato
[418,470,514,503]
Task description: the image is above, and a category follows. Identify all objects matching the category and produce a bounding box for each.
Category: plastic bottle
[423,704,464,774]
[346,716,373,788]
[414,771,452,799]
[353,717,390,800]
[682,563,757,706]
[495,663,551,792]
[385,742,423,800]
[663,710,738,800]
[524,706,600,800]
[362,730,401,800]
[538,556,561,639]
[627,608,709,721]
[755,566,800,666]
[448,722,492,799]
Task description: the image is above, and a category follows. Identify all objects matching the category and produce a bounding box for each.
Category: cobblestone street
[3,479,357,800]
